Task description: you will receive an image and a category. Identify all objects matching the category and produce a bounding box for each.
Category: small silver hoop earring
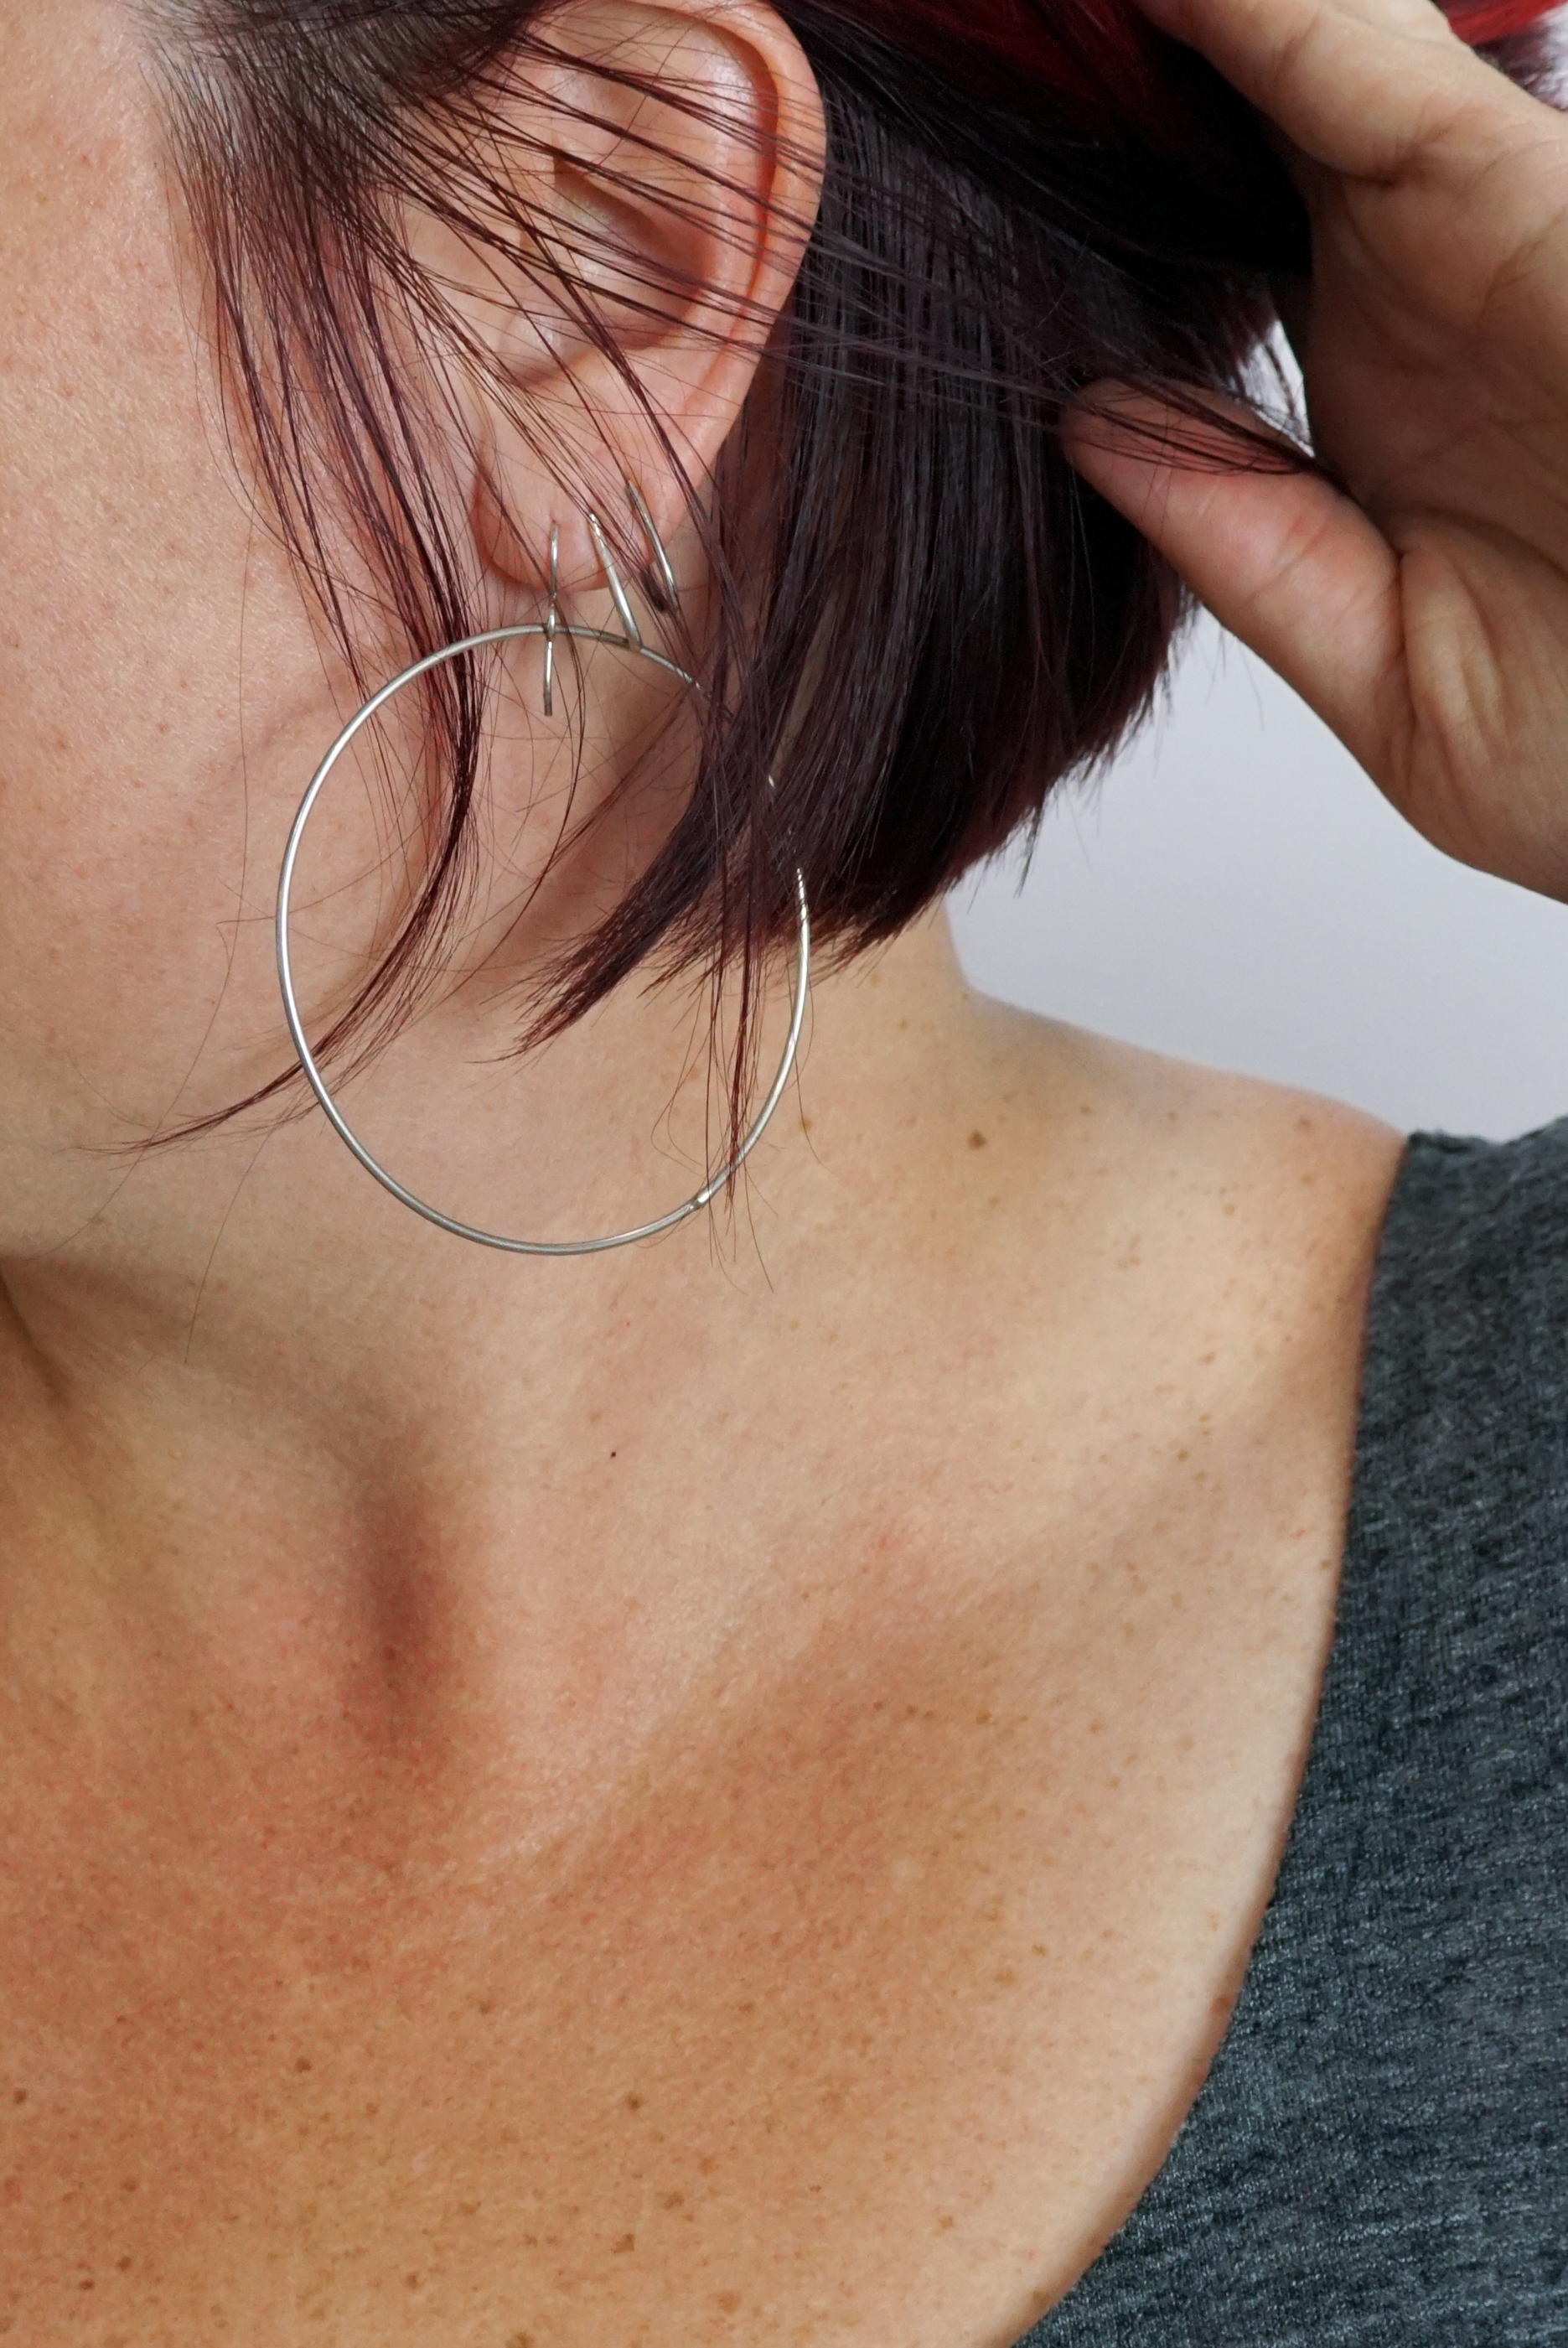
[626,479,681,614]
[542,520,560,718]
[277,500,811,1260]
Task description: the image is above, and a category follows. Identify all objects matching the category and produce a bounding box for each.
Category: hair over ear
[147,0,1565,1145]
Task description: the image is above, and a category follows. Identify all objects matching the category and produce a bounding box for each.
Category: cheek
[0,3,346,1142]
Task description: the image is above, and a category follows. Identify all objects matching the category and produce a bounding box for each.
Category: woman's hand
[1063,0,1568,899]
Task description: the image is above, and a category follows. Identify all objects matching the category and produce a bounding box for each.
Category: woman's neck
[0,913,986,1642]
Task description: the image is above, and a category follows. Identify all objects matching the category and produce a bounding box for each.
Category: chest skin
[0,1033,1404,2347]
[0,1429,1353,2340]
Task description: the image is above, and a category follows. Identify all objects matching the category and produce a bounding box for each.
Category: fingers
[1133,0,1529,182]
[1063,386,1405,781]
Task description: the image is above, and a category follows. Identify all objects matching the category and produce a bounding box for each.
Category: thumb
[1062,384,1404,783]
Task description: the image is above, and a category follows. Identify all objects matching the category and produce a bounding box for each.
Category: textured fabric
[1019,1120,1568,2346]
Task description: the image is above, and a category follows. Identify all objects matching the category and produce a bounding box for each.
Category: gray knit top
[1020,1121,1568,2345]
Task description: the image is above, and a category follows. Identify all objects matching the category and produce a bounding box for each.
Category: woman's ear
[443,0,827,603]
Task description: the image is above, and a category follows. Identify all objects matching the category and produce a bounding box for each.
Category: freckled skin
[0,3,1411,2345]
[0,1018,1400,2346]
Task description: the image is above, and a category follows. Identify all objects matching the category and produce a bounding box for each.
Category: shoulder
[922,1003,1410,1523]
[991,1012,1568,1510]
[965,1008,1410,1303]
[984,1014,1568,1340]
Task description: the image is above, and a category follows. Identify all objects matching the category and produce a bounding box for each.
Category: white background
[946,611,1568,1143]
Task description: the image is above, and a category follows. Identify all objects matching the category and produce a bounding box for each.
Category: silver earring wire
[625,478,681,613]
[585,510,643,648]
[277,503,811,1260]
[542,521,559,718]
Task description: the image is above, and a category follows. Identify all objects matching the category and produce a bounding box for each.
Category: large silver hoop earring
[276,490,811,1259]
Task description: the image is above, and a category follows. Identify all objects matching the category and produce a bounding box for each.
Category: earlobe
[461,0,826,600]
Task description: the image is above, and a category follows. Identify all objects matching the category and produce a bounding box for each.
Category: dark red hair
[1446,0,1556,38]
[146,0,1562,1141]
[866,0,1558,94]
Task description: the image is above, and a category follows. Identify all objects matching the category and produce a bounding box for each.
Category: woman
[1,0,1563,2335]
